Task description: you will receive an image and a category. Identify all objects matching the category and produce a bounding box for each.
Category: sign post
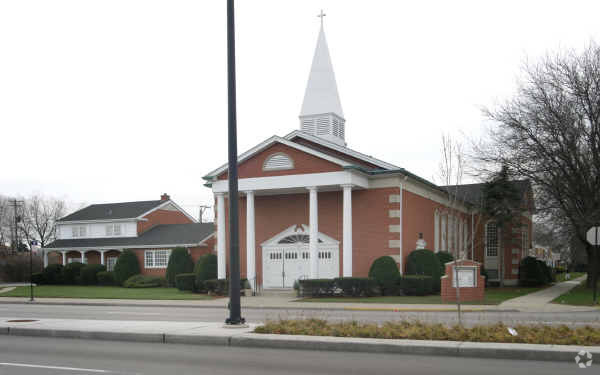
[585,226,600,305]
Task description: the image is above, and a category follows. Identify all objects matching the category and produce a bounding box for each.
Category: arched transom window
[263,153,294,171]
[278,234,323,244]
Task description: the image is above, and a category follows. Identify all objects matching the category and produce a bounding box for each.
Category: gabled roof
[442,180,532,207]
[203,135,352,180]
[59,200,166,222]
[300,26,344,119]
[45,223,215,249]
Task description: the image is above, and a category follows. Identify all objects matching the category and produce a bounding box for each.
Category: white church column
[308,186,319,279]
[342,184,353,277]
[245,191,256,289]
[80,250,86,264]
[100,250,106,265]
[61,251,66,266]
[216,193,226,279]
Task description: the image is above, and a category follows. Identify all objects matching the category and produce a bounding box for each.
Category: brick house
[203,24,534,289]
[43,194,215,275]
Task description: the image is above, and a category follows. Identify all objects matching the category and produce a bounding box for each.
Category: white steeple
[299,13,346,146]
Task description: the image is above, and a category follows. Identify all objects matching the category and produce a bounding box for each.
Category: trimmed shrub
[62,262,86,285]
[166,247,194,287]
[399,275,433,296]
[114,250,140,286]
[194,253,217,290]
[80,264,106,285]
[519,256,547,286]
[298,279,336,297]
[334,277,378,297]
[204,279,229,295]
[539,261,554,284]
[123,274,164,288]
[435,251,454,275]
[31,272,45,285]
[405,249,442,292]
[368,256,400,296]
[97,271,117,286]
[42,264,64,285]
[175,273,196,291]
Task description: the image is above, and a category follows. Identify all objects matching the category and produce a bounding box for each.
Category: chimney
[160,193,170,201]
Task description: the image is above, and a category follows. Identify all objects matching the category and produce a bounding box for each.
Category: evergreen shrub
[97,271,117,286]
[175,273,196,291]
[80,264,106,285]
[166,247,193,287]
[405,249,442,292]
[62,262,86,285]
[113,250,140,286]
[368,256,400,295]
[399,275,433,296]
[123,274,164,288]
[194,253,217,290]
[42,264,64,284]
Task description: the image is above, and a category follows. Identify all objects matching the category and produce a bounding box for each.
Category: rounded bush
[368,256,400,296]
[80,264,106,285]
[123,274,163,288]
[31,272,45,285]
[62,262,86,285]
[399,275,433,296]
[405,249,442,292]
[435,251,454,275]
[166,247,193,287]
[519,256,547,286]
[175,273,196,291]
[97,271,116,286]
[194,253,217,288]
[114,250,141,286]
[42,264,64,285]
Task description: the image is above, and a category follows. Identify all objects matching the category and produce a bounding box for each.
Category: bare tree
[0,195,10,250]
[474,42,600,289]
[19,195,66,248]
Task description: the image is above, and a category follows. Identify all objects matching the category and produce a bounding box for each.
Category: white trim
[43,242,206,251]
[284,130,399,170]
[136,200,198,223]
[260,224,339,247]
[204,136,351,179]
[58,218,144,225]
[212,170,369,194]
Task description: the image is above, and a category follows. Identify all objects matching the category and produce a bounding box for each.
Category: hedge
[519,256,547,286]
[42,264,64,285]
[405,249,442,292]
[80,264,106,285]
[435,251,454,275]
[166,247,194,287]
[175,273,196,291]
[123,274,165,288]
[31,272,44,285]
[204,279,229,295]
[114,250,140,286]
[298,279,336,297]
[62,262,86,285]
[194,253,217,290]
[97,271,117,286]
[399,275,433,296]
[334,277,378,297]
[368,256,400,295]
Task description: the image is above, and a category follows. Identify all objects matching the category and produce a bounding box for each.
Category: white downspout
[471,210,474,260]
[399,176,407,275]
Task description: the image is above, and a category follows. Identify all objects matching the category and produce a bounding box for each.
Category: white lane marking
[106,312,160,315]
[0,362,111,373]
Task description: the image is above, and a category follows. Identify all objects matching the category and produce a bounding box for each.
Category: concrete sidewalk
[499,276,588,312]
[0,316,597,362]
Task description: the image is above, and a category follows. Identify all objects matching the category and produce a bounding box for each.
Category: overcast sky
[2,0,600,220]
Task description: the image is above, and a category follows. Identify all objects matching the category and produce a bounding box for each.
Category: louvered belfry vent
[263,153,294,171]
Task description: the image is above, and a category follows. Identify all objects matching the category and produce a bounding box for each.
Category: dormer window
[263,153,294,171]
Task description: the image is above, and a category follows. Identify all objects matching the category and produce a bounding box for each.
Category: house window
[105,225,113,236]
[106,224,122,237]
[72,226,86,238]
[114,224,121,236]
[144,249,171,269]
[486,222,498,257]
[106,257,117,271]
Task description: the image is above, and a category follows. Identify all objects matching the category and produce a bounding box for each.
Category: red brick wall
[217,142,343,180]
[290,137,381,169]
[137,209,193,235]
[132,245,213,277]
[441,260,485,302]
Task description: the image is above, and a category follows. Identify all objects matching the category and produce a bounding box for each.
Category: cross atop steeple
[317,10,326,28]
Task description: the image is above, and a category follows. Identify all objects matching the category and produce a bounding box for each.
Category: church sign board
[441,259,485,302]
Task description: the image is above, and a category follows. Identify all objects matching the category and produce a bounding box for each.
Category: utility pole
[198,205,211,224]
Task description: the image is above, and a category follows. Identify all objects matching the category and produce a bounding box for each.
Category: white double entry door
[262,225,339,289]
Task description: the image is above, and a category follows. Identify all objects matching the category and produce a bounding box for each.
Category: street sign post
[585,226,600,304]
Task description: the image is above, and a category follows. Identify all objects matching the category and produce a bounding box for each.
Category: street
[0,302,598,327]
[0,335,584,375]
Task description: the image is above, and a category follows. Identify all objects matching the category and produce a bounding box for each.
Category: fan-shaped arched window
[263,153,294,171]
[278,234,322,244]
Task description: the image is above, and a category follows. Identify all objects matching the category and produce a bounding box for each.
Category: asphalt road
[0,302,599,327]
[0,335,584,375]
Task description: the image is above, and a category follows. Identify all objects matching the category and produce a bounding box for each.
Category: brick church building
[205,24,534,289]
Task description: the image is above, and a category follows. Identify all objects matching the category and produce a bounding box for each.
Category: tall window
[434,210,440,252]
[522,225,529,258]
[106,257,117,271]
[144,249,171,269]
[441,215,447,251]
[485,222,498,257]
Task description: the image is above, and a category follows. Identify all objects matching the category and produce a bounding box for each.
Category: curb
[1,325,598,362]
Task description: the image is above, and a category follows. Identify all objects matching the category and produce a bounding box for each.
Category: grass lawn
[553,280,600,306]
[298,286,545,305]
[0,285,214,300]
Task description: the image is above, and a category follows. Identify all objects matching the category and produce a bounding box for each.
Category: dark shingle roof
[442,180,531,206]
[45,223,215,249]
[58,200,165,222]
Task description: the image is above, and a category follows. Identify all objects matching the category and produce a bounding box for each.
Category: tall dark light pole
[225,0,244,325]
